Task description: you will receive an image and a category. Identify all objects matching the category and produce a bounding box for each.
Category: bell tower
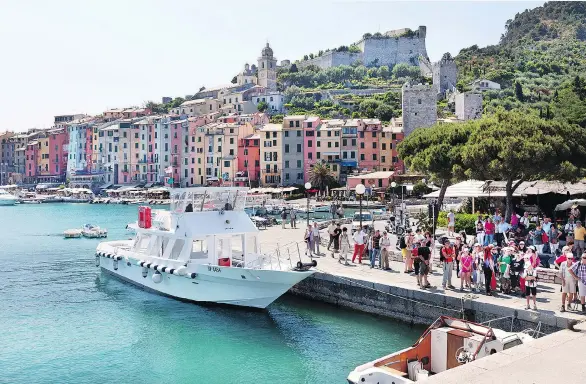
[257,43,277,91]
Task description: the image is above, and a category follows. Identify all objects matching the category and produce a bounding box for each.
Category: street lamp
[305,182,312,226]
[390,181,397,213]
[356,183,366,228]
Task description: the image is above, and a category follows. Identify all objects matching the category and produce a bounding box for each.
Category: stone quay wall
[289,272,564,335]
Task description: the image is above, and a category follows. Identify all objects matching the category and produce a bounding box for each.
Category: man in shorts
[569,252,586,313]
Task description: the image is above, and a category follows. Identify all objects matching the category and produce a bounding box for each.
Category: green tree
[398,123,474,215]
[462,110,586,221]
[257,101,268,112]
[412,181,431,197]
[552,87,586,128]
[283,85,302,103]
[308,162,337,190]
[391,63,421,78]
[514,81,524,101]
[289,63,298,73]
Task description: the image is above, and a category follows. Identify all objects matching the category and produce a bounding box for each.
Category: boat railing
[233,241,308,271]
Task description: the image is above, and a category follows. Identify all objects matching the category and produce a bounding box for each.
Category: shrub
[438,212,478,235]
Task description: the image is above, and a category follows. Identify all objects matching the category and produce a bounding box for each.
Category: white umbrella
[555,199,586,211]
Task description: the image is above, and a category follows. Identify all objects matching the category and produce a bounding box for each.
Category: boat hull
[97,255,314,309]
[0,198,17,206]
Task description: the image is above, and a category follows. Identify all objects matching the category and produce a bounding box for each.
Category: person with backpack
[280,209,288,229]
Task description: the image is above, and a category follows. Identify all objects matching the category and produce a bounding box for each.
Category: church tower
[257,43,277,91]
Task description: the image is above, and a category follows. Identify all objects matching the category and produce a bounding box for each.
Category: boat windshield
[170,187,249,213]
[353,213,372,221]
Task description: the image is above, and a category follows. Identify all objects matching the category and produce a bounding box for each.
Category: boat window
[503,339,522,350]
[190,240,208,259]
[169,239,185,260]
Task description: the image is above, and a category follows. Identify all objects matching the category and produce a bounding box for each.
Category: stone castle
[401,82,437,137]
[298,26,428,69]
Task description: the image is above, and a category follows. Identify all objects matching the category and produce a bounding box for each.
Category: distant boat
[63,229,82,239]
[82,224,108,238]
[0,189,17,206]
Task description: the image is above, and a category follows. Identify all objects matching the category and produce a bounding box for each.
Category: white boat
[313,203,331,213]
[64,229,82,239]
[82,224,108,238]
[347,316,534,384]
[0,189,18,206]
[95,187,316,309]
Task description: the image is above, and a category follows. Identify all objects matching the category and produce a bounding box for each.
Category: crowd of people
[303,221,393,270]
[400,207,586,313]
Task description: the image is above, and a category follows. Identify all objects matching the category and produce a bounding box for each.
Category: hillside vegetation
[455,1,586,126]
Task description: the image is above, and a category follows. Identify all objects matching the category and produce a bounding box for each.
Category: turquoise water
[0,204,422,384]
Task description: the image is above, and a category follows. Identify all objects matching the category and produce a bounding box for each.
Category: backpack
[399,236,407,249]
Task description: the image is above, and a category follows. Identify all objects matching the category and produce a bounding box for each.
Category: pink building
[169,120,185,187]
[358,118,382,171]
[236,134,260,187]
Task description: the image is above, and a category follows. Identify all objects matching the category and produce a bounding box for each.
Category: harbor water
[0,204,422,384]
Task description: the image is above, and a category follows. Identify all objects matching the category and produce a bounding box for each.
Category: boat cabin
[128,188,270,270]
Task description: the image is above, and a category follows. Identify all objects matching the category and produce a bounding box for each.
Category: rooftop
[181,98,209,106]
[348,171,394,180]
[260,123,282,132]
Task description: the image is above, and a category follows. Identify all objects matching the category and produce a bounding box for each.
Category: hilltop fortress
[298,26,428,69]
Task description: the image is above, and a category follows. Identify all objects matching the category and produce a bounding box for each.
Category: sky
[0,0,545,132]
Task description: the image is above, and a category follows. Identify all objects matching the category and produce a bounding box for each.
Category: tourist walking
[336,205,345,219]
[484,217,495,246]
[370,230,381,269]
[418,240,431,289]
[327,221,337,251]
[530,224,545,255]
[559,251,576,312]
[329,202,337,220]
[441,240,455,289]
[404,230,415,273]
[311,222,321,256]
[352,226,366,263]
[510,251,525,295]
[498,247,513,294]
[475,220,485,247]
[304,225,312,256]
[569,252,586,313]
[332,223,342,257]
[447,210,455,237]
[549,223,560,255]
[523,257,538,310]
[290,209,297,228]
[339,227,351,265]
[482,247,495,295]
[380,231,391,270]
[281,209,287,229]
[473,244,484,292]
[574,221,586,256]
[459,248,473,291]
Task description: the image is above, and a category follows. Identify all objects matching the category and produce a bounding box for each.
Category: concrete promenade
[256,219,586,330]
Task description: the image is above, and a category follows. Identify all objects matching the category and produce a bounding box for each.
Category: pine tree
[514,81,524,102]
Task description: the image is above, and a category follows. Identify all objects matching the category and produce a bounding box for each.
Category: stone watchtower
[257,43,277,91]
[402,82,437,137]
[432,52,458,100]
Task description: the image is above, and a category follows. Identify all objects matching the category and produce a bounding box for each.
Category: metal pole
[359,194,363,228]
[306,192,310,226]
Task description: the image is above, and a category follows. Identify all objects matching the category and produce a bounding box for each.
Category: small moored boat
[347,316,534,384]
[82,224,108,238]
[64,229,82,239]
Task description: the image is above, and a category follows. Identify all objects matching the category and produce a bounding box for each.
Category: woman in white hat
[559,251,576,312]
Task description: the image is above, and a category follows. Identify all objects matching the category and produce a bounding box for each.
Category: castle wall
[359,36,427,67]
[297,51,361,69]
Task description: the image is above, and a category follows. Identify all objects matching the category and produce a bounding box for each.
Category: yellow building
[316,120,342,180]
[259,123,282,186]
[38,135,50,175]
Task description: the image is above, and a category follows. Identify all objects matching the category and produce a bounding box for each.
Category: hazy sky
[0,0,544,131]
